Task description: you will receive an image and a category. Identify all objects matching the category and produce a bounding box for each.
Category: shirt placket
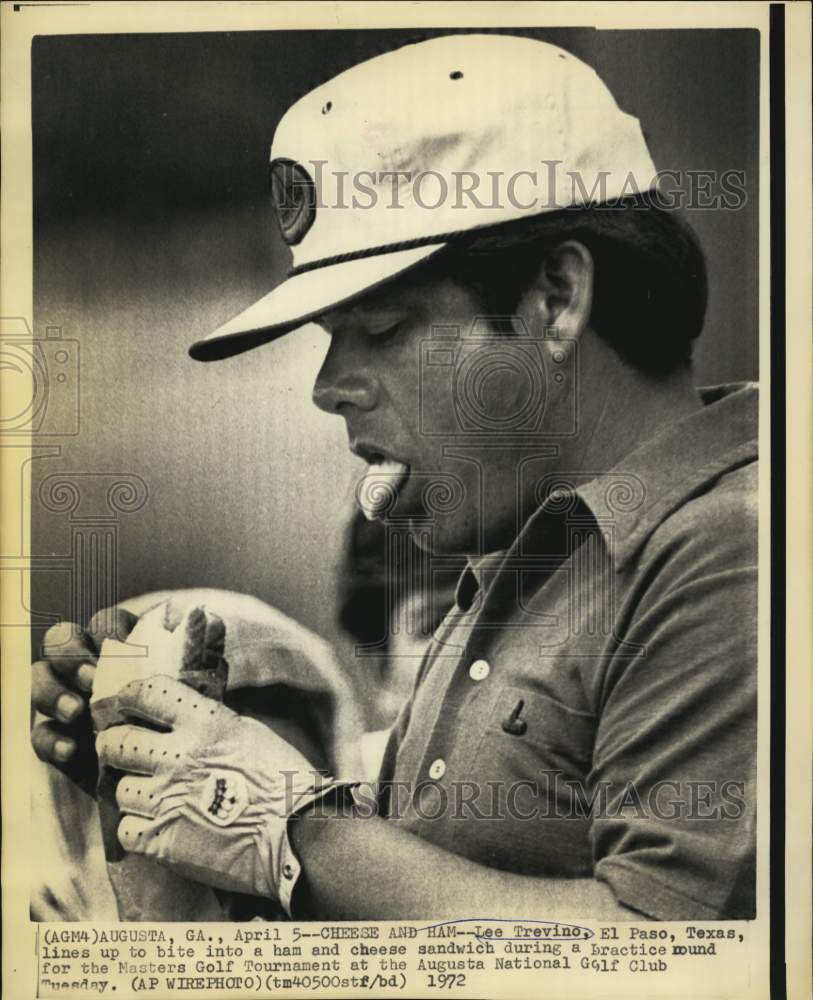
[407,562,523,792]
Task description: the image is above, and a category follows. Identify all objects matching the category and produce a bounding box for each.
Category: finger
[117,814,152,854]
[41,622,99,684]
[31,718,78,765]
[32,660,87,722]
[117,674,228,731]
[115,774,158,818]
[87,606,140,647]
[31,716,99,794]
[96,724,170,775]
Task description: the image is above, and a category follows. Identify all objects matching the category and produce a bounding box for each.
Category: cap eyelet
[449,70,463,80]
[321,101,332,114]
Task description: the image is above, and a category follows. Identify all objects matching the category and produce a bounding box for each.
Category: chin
[401,511,482,558]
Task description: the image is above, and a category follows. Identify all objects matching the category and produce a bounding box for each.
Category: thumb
[87,605,140,651]
[116,674,230,731]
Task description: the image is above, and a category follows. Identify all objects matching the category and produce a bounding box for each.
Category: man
[31,33,756,921]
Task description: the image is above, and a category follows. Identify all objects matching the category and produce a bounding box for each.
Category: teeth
[358,461,409,521]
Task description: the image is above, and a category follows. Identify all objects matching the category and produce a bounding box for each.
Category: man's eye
[369,321,404,340]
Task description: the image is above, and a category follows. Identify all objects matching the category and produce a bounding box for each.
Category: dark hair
[427,198,708,375]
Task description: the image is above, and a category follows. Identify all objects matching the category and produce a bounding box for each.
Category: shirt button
[469,659,490,681]
[282,863,296,880]
[428,758,446,780]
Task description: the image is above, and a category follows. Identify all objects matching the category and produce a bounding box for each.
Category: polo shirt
[376,383,758,920]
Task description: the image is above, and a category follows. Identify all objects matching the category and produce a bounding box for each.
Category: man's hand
[31,607,139,793]
[95,674,347,912]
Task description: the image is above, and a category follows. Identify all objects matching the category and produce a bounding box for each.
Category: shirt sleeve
[591,481,757,920]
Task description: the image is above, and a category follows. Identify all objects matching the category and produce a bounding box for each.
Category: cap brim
[189,243,446,361]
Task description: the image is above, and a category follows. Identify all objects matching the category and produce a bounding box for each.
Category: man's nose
[311,338,379,415]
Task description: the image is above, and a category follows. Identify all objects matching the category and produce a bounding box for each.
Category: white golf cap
[190,33,657,361]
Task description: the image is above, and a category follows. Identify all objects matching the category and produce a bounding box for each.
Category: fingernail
[76,663,96,692]
[56,693,82,723]
[54,739,75,762]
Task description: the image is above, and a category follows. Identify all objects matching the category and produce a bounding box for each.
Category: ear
[514,240,594,338]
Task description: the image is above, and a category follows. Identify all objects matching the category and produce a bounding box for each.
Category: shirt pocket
[472,685,596,781]
[459,686,597,877]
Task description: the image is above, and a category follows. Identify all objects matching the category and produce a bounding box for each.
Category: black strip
[288,233,450,276]
[287,192,663,278]
[769,5,787,999]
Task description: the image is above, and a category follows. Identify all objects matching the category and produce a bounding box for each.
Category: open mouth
[353,448,411,521]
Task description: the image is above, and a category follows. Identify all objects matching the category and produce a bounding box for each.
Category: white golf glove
[95,674,350,915]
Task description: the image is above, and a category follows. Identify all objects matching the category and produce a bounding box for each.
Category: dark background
[31,27,760,654]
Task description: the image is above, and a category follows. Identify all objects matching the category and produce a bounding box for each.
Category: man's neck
[566,333,703,479]
[461,336,703,561]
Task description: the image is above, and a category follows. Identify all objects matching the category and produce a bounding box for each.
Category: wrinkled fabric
[378,385,758,920]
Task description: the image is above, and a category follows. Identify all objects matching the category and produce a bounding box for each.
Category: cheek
[383,352,453,448]
[476,366,536,422]
[382,346,421,409]
[416,342,549,439]
[459,344,548,431]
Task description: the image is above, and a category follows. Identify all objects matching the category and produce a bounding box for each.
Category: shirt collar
[545,382,758,571]
[455,382,758,606]
[455,549,507,612]
[578,383,759,570]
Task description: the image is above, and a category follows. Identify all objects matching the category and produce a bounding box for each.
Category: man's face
[313,268,568,555]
